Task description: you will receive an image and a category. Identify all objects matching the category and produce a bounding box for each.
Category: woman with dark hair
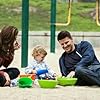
[0,26,20,86]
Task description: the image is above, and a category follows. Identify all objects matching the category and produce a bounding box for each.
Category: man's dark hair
[57,31,72,41]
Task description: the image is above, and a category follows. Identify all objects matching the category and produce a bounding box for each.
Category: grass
[0,0,99,31]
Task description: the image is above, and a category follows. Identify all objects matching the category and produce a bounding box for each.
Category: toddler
[25,46,57,79]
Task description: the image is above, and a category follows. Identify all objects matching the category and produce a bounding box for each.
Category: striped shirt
[25,59,55,78]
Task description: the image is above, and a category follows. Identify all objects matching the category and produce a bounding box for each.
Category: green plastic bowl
[38,80,57,88]
[18,77,33,88]
[57,77,77,86]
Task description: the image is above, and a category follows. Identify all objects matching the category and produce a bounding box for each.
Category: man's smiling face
[58,37,75,53]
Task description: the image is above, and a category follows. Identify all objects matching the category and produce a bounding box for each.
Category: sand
[1,48,100,100]
[0,85,100,100]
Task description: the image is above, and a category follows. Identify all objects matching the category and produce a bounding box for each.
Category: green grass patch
[0,0,99,31]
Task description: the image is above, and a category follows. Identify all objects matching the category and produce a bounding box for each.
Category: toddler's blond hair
[32,45,47,57]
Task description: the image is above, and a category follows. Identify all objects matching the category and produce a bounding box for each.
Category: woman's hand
[67,71,75,78]
[14,40,20,50]
[4,72,11,86]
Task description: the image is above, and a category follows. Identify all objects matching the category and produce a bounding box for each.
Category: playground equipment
[50,0,56,53]
[21,0,29,67]
[50,0,72,53]
[50,0,100,53]
[96,0,100,26]
[21,0,100,67]
[55,0,72,26]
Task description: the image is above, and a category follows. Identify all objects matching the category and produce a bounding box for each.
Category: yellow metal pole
[96,0,100,26]
[55,0,72,26]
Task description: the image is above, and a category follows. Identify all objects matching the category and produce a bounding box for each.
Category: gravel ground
[0,85,100,100]
[1,48,100,100]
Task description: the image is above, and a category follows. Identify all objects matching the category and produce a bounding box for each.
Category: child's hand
[53,73,57,77]
[32,70,37,74]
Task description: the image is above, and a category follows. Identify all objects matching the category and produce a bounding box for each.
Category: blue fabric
[59,41,100,76]
[75,65,100,86]
[59,41,100,86]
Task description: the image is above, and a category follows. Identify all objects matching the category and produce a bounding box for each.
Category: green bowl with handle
[57,77,77,86]
[38,79,58,88]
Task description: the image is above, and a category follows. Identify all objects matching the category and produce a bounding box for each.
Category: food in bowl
[38,79,58,88]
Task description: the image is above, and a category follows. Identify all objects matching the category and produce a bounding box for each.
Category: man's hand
[67,71,75,78]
